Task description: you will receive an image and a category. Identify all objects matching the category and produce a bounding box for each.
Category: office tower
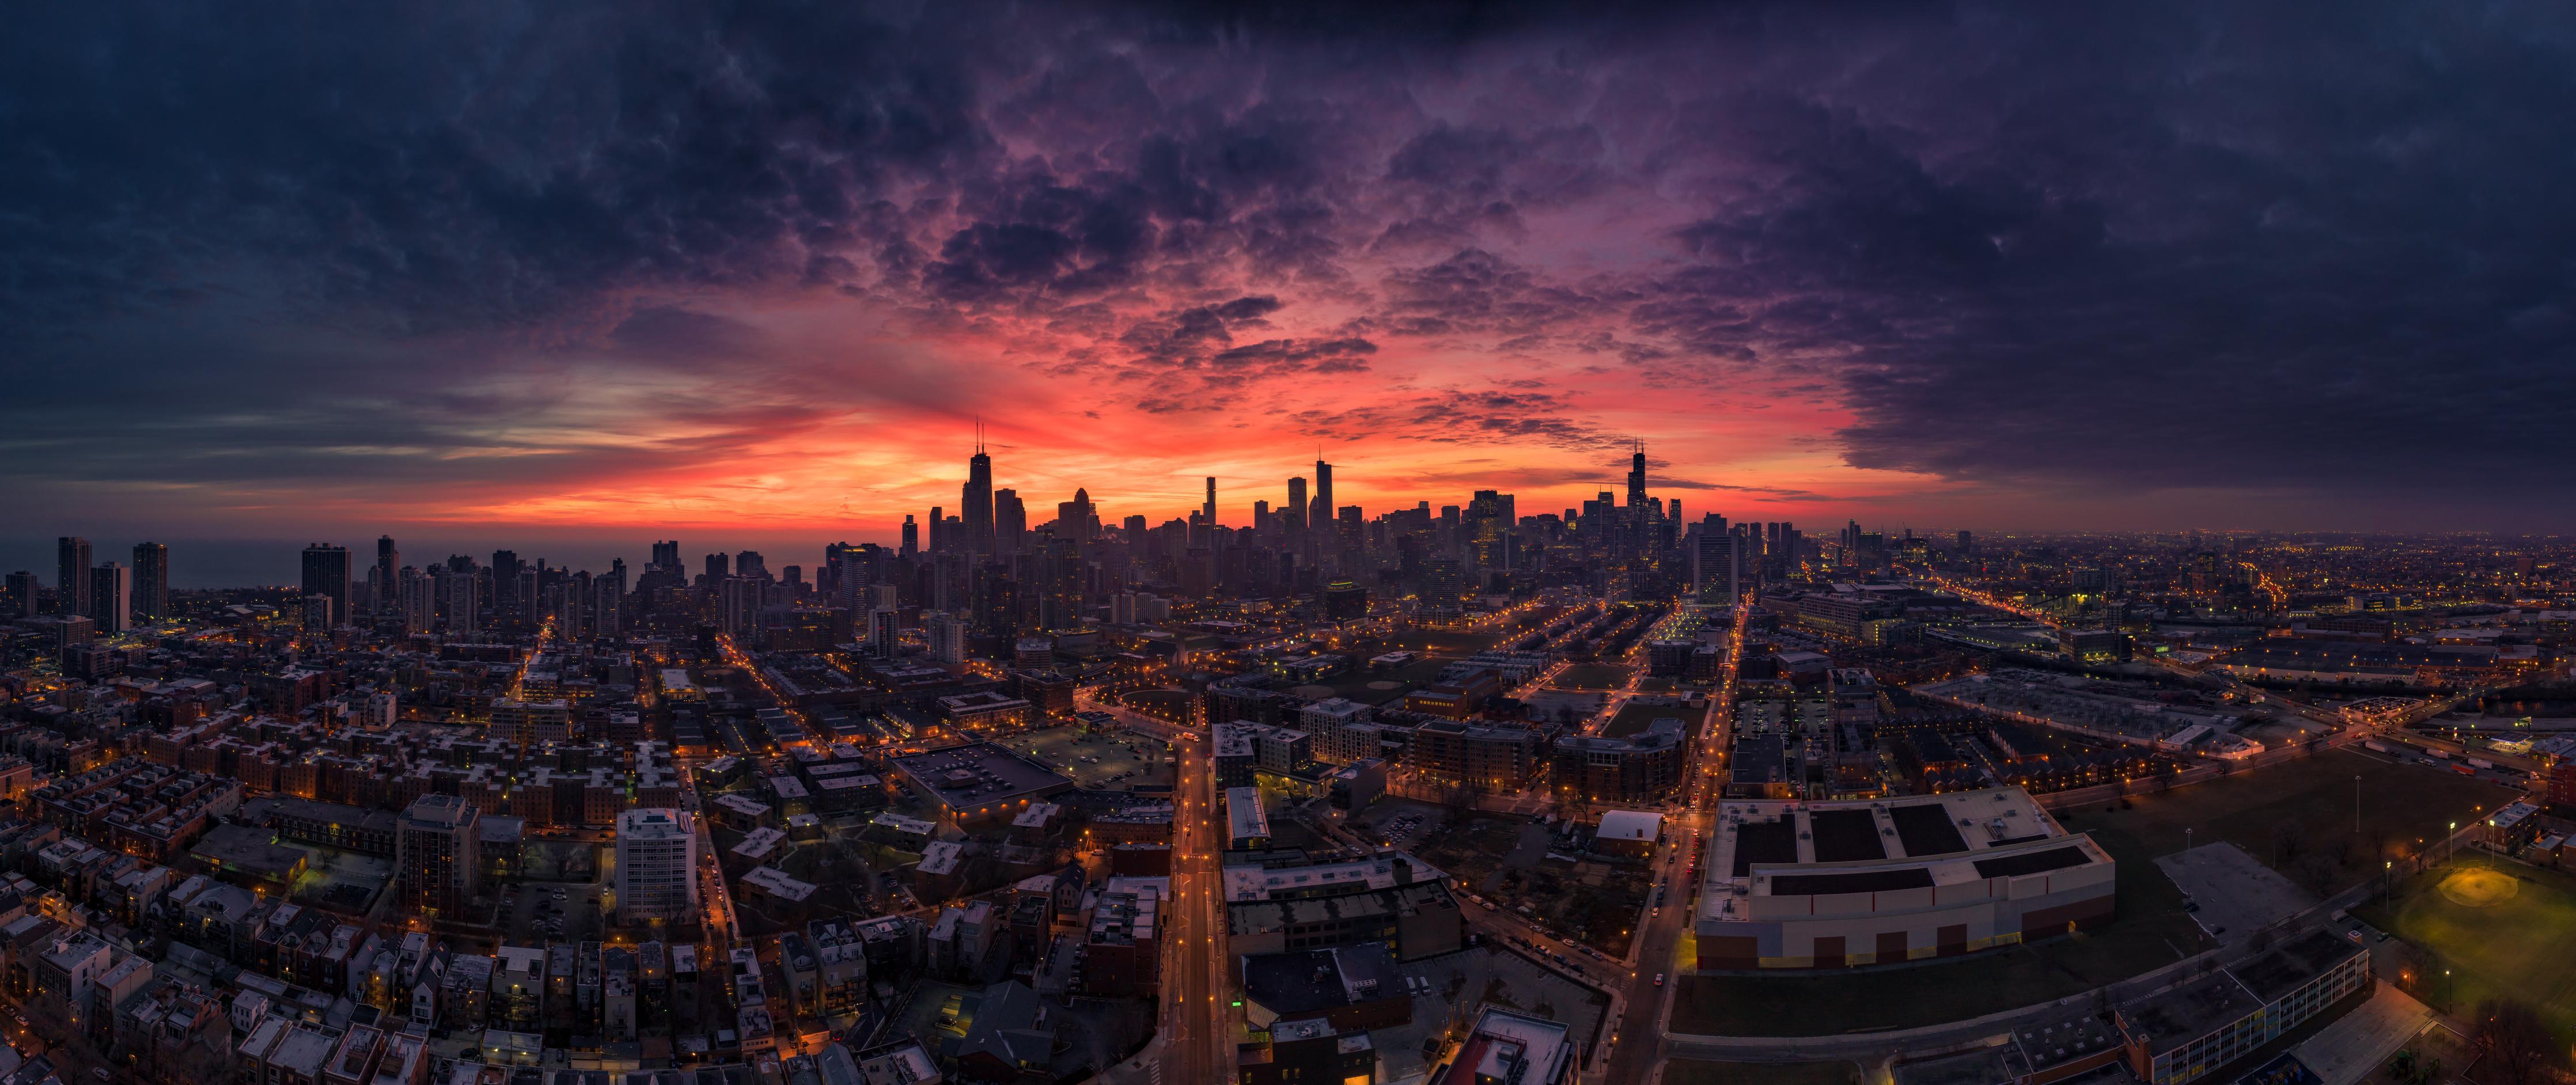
[1626,439,1647,510]
[1312,458,1333,529]
[901,515,919,558]
[651,540,681,571]
[55,537,90,619]
[300,544,351,627]
[375,535,399,593]
[1287,477,1307,533]
[613,809,701,923]
[3,572,34,619]
[1203,476,1218,537]
[736,551,766,580]
[964,427,995,556]
[994,490,1026,555]
[1956,530,1973,555]
[395,795,481,919]
[1058,489,1096,542]
[929,506,945,552]
[702,552,729,583]
[1692,529,1740,605]
[88,563,130,633]
[1253,499,1271,532]
[131,541,168,621]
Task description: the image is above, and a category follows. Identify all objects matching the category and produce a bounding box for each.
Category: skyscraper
[1312,457,1333,530]
[901,515,920,557]
[994,489,1026,555]
[1287,477,1308,533]
[1627,438,1649,513]
[3,572,35,619]
[964,425,994,555]
[131,542,168,621]
[89,563,130,633]
[301,544,351,628]
[651,540,681,571]
[1058,489,1095,542]
[1203,477,1218,542]
[55,537,90,619]
[1692,529,1740,606]
[703,552,729,583]
[374,536,399,609]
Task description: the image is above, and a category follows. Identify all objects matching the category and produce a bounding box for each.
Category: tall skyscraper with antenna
[963,419,994,556]
[1312,453,1333,530]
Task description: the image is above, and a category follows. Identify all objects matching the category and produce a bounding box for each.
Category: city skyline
[11,3,2576,536]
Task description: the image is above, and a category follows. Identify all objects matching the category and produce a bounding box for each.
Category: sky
[7,0,2576,577]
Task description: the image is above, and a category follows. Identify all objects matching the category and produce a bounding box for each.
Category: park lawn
[1327,656,1453,705]
[2357,859,2576,1045]
[1672,807,2204,1035]
[1664,1060,1859,1085]
[2055,749,2518,894]
[1556,663,1632,690]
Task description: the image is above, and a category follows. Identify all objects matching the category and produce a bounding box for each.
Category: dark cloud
[6,0,2576,522]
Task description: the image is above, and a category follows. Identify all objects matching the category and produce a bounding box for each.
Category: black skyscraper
[964,423,995,556]
[55,536,90,619]
[131,542,169,620]
[301,544,351,627]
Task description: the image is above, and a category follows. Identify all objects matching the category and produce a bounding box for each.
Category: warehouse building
[1694,786,2115,969]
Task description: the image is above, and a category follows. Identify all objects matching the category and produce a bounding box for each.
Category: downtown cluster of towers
[18,438,1828,645]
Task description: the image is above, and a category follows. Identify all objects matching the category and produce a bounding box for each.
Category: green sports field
[2358,859,2576,1043]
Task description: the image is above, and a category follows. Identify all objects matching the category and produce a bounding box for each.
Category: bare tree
[2472,997,2559,1085]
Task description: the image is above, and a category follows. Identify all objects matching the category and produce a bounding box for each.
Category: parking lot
[1014,726,1173,790]
[2155,841,2317,942]
[502,878,607,945]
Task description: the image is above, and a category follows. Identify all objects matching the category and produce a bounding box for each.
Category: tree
[2273,821,2309,865]
[2472,997,2559,1085]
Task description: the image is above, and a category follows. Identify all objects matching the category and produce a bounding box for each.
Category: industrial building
[1694,786,2115,969]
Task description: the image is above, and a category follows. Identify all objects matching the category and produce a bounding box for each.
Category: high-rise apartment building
[613,809,702,923]
[130,542,168,621]
[3,572,35,619]
[89,563,130,634]
[374,536,399,610]
[300,544,350,629]
[55,537,90,620]
[395,795,481,918]
[651,540,681,570]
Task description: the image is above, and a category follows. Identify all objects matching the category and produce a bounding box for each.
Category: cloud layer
[6,1,2575,534]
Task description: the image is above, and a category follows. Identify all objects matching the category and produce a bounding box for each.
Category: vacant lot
[2058,749,2516,896]
[2359,859,2576,1044]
